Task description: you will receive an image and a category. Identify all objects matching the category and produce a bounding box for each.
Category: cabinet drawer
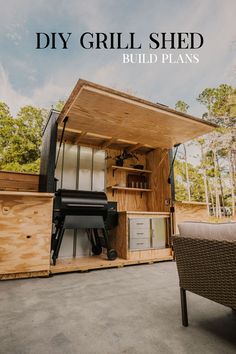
[129,218,150,229]
[130,228,150,239]
[130,238,151,250]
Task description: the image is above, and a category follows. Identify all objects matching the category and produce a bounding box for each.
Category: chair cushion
[178,221,236,242]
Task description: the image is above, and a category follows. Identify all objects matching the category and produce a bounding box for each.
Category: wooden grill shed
[0,79,215,279]
[40,79,214,273]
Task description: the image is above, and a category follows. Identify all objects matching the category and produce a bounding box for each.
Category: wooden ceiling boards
[57,79,215,150]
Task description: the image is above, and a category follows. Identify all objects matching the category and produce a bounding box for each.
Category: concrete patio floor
[0,261,236,354]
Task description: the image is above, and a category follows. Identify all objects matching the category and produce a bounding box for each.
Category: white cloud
[0,63,69,115]
[0,64,32,115]
[31,80,69,108]
[5,32,22,45]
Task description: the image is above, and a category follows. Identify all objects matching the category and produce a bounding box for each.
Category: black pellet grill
[51,189,118,265]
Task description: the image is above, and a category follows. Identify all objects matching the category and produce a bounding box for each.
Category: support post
[180,287,188,327]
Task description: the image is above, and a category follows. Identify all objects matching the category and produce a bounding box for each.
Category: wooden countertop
[118,211,170,215]
[0,191,54,197]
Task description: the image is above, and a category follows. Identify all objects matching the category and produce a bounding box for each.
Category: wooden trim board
[0,270,49,281]
[0,171,39,192]
[0,191,53,197]
[50,252,173,274]
[119,211,170,216]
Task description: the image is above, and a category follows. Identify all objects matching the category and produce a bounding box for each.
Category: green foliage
[2,159,40,173]
[175,100,189,113]
[54,100,65,111]
[0,105,44,173]
[0,100,64,174]
[174,160,205,202]
[189,165,205,201]
[0,101,59,173]
[175,83,236,217]
[229,95,236,116]
[197,84,236,126]
[0,102,14,152]
[174,160,188,200]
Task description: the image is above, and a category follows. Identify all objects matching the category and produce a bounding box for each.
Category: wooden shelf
[107,186,152,196]
[108,186,152,192]
[111,165,152,174]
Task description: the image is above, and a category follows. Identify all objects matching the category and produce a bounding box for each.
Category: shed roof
[57,79,215,152]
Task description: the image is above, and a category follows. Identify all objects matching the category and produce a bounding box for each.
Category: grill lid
[54,189,108,218]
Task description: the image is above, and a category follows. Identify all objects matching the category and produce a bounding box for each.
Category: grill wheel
[107,249,118,261]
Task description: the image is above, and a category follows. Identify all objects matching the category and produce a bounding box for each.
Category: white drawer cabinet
[129,218,151,250]
[128,217,167,251]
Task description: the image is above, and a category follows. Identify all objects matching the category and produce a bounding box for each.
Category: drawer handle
[137,232,144,235]
[136,223,144,225]
[136,242,144,245]
[26,235,32,239]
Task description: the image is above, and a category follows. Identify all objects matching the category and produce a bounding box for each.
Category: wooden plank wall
[0,171,39,192]
[175,201,209,232]
[106,149,148,211]
[109,212,128,259]
[146,149,171,212]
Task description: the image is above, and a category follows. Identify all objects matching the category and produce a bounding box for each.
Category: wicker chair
[172,222,236,327]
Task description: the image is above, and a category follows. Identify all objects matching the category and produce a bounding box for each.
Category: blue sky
[0,0,236,117]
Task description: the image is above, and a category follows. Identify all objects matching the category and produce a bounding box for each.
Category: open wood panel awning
[57,79,215,152]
